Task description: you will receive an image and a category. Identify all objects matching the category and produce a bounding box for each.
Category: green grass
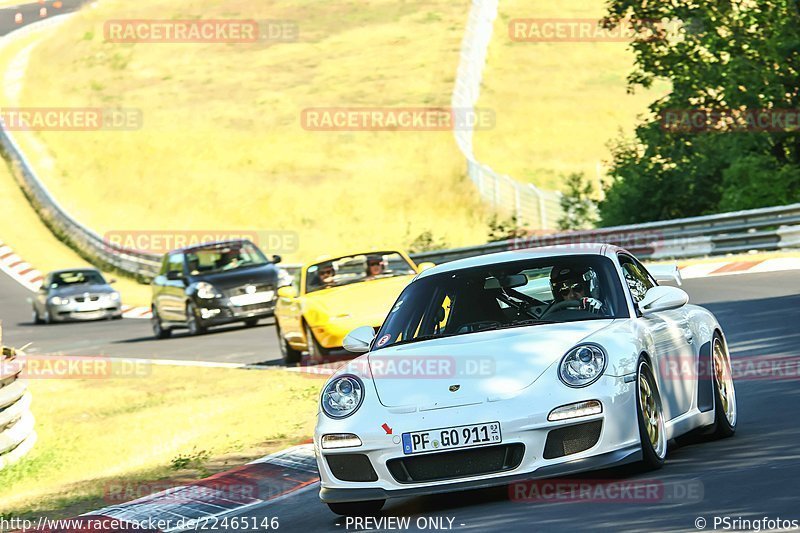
[473,0,670,191]
[0,363,321,518]
[16,0,490,262]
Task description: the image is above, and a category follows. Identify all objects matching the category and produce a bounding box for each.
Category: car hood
[52,284,114,296]
[366,319,616,409]
[305,275,413,325]
[189,264,278,290]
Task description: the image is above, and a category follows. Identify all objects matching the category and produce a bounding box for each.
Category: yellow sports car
[274,250,432,364]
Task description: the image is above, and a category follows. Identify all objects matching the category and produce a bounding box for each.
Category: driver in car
[550,266,604,313]
[365,255,385,278]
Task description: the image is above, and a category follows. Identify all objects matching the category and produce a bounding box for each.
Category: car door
[159,253,188,321]
[619,254,696,420]
[277,274,304,344]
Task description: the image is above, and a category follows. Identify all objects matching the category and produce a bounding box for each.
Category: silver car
[32,268,122,323]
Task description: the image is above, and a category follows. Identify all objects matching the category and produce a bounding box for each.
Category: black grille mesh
[387,443,524,484]
[326,454,378,482]
[543,420,602,459]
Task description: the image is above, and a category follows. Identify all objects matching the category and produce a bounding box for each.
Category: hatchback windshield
[373,255,628,350]
[306,252,415,294]
[184,242,268,274]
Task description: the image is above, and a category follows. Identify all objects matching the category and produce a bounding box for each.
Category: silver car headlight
[195,282,219,299]
[559,344,607,388]
[110,292,120,301]
[321,375,364,419]
[49,296,67,305]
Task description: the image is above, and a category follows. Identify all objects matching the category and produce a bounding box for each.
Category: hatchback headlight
[195,282,219,299]
[559,344,607,388]
[110,292,120,301]
[49,296,67,305]
[321,375,365,419]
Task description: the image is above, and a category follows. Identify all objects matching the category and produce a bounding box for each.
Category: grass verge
[0,363,321,518]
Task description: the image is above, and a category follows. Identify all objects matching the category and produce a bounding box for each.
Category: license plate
[402,422,501,455]
[229,291,275,306]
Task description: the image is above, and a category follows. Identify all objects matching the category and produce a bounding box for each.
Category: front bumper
[48,302,122,321]
[194,298,276,324]
[315,373,640,503]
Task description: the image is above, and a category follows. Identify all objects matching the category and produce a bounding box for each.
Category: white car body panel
[314,245,729,504]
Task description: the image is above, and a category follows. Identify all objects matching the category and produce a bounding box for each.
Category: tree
[557,173,598,230]
[598,0,800,226]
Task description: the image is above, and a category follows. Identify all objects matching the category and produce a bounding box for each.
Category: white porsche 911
[314,245,737,516]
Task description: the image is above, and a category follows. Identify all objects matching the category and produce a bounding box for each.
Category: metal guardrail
[452,0,563,229]
[0,325,36,470]
[410,203,800,265]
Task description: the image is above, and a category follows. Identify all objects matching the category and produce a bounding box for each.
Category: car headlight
[110,292,120,301]
[559,344,607,388]
[49,296,67,305]
[195,282,219,299]
[321,375,365,419]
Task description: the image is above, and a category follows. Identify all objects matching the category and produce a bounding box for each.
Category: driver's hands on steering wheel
[580,297,603,313]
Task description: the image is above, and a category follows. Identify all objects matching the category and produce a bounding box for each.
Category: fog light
[321,433,362,449]
[200,308,220,319]
[548,400,603,422]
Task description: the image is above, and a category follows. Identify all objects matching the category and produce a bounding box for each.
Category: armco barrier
[0,324,36,471]
[409,203,800,265]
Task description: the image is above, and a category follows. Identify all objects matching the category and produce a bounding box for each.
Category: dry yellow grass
[0,364,321,518]
[473,0,670,191]
[16,0,490,263]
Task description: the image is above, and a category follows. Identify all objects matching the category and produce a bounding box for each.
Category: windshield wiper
[481,319,556,332]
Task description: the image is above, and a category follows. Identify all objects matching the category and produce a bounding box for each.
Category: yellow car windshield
[306,252,415,293]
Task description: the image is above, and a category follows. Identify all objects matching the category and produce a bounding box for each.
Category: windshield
[305,251,415,294]
[373,255,628,350]
[184,241,268,274]
[51,270,106,287]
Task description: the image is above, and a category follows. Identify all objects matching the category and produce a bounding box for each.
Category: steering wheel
[541,299,582,318]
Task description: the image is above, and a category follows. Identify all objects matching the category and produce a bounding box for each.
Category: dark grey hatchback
[150,240,281,338]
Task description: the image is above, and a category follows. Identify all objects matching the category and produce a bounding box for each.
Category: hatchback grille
[228,284,274,297]
[387,443,524,484]
[74,295,101,302]
[543,420,602,459]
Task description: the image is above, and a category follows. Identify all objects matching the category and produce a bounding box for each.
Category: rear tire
[152,307,171,339]
[186,301,207,336]
[304,322,329,363]
[636,357,667,470]
[276,322,302,365]
[327,500,385,516]
[709,334,737,439]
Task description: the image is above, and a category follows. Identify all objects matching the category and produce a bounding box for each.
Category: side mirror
[646,264,682,287]
[166,270,183,281]
[277,286,298,299]
[343,326,376,353]
[417,262,435,272]
[272,255,282,264]
[107,277,117,285]
[639,286,689,316]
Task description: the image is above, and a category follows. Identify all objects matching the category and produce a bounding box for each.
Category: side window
[619,255,654,303]
[167,253,185,277]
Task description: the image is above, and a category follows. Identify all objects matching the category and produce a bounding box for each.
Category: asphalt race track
[225,270,799,532]
[1,267,799,530]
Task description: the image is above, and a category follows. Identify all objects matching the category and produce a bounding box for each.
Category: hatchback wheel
[152,307,171,339]
[186,302,207,336]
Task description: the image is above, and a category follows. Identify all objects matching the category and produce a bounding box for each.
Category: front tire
[33,307,43,325]
[244,318,259,327]
[636,357,667,470]
[152,307,171,339]
[186,301,207,336]
[276,322,302,365]
[327,500,385,516]
[709,334,737,439]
